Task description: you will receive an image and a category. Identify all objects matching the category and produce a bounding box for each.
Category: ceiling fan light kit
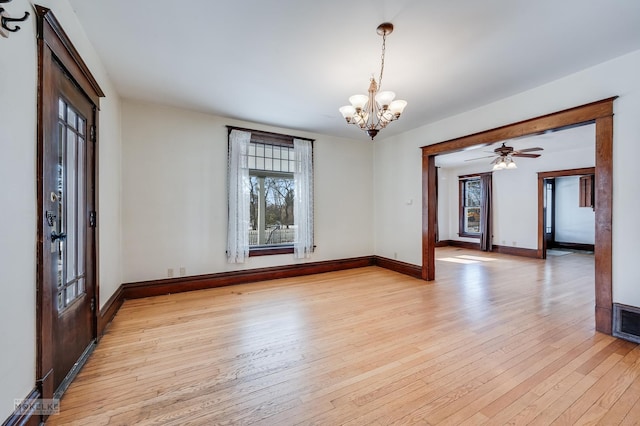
[339,22,407,140]
[467,142,543,170]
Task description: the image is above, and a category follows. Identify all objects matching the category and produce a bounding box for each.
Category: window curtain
[227,129,251,263]
[293,139,314,258]
[480,173,493,252]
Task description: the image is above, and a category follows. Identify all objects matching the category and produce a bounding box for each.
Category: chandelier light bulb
[349,94,369,111]
[375,91,396,109]
[339,105,356,122]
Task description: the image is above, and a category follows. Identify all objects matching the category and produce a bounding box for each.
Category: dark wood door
[43,60,97,395]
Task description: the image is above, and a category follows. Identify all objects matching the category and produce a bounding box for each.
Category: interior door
[44,60,97,396]
[543,178,555,251]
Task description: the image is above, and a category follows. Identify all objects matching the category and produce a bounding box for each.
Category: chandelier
[339,22,407,140]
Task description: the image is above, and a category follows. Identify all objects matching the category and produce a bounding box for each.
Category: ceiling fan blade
[512,153,541,158]
[464,155,496,162]
[515,147,543,153]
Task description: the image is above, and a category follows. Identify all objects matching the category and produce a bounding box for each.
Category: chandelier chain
[378,31,386,90]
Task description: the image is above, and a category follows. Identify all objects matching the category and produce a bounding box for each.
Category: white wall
[0,0,122,419]
[375,49,640,306]
[555,176,595,244]
[121,100,373,283]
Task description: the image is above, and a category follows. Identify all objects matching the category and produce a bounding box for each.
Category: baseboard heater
[613,303,640,344]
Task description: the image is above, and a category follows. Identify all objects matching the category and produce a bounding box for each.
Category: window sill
[249,245,294,257]
[458,233,481,239]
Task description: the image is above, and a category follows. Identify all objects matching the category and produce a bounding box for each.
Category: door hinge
[90,125,96,142]
[89,211,97,228]
[90,297,95,312]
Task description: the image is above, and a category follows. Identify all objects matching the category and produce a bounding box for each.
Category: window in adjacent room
[459,176,481,237]
[227,127,314,262]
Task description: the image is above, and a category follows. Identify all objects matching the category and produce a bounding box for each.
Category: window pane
[249,173,295,246]
[465,207,481,233]
[465,180,481,207]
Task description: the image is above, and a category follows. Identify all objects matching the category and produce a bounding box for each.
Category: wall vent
[613,303,640,344]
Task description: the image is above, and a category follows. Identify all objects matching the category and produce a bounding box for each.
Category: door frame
[421,98,615,334]
[537,167,595,258]
[35,6,104,401]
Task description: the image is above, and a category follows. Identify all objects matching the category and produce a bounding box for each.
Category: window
[227,128,314,262]
[459,176,481,237]
[248,141,296,250]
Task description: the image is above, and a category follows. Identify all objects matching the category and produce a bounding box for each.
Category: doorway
[36,6,104,406]
[421,98,615,334]
[538,167,596,258]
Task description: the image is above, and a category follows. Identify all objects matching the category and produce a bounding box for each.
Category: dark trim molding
[2,388,41,426]
[491,245,539,258]
[226,125,315,143]
[35,6,104,105]
[437,240,539,258]
[97,285,124,338]
[551,242,595,252]
[373,256,422,279]
[446,240,481,250]
[122,257,375,300]
[249,246,294,257]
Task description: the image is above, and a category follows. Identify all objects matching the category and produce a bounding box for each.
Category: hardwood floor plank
[44,249,640,425]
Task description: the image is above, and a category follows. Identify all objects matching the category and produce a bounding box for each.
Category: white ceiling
[435,123,595,168]
[67,0,640,140]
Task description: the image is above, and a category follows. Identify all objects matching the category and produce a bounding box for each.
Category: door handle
[51,232,67,242]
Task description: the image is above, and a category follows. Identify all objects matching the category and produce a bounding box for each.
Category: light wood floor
[47,248,640,425]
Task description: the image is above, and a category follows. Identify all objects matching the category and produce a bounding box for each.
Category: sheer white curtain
[294,139,314,258]
[227,130,251,263]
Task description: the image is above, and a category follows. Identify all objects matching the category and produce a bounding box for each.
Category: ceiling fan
[466,142,543,170]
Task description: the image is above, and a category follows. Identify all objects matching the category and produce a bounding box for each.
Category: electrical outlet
[179,267,186,276]
[167,268,174,278]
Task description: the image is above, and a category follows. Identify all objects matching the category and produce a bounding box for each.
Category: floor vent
[613,303,640,344]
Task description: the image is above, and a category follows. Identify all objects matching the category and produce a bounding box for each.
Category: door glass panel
[56,98,87,312]
[66,128,77,279]
[57,121,65,291]
[77,137,85,276]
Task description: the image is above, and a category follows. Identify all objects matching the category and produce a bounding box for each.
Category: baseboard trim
[551,242,595,252]
[373,256,422,279]
[491,245,539,258]
[2,387,41,426]
[122,256,376,300]
[437,240,539,258]
[97,285,124,337]
[444,240,481,250]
